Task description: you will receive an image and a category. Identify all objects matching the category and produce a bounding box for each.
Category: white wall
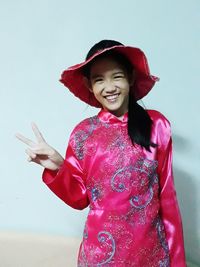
[0,0,199,264]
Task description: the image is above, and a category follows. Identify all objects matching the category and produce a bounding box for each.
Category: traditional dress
[42,109,186,266]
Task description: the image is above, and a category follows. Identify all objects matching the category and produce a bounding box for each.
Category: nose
[104,81,117,93]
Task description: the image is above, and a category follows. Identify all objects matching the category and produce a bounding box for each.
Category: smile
[104,93,120,101]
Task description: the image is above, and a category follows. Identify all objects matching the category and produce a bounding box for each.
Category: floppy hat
[60,45,159,108]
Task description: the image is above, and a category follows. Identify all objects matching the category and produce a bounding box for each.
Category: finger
[15,133,36,147]
[25,148,37,159]
[31,146,53,156]
[27,156,40,164]
[31,122,46,143]
[28,156,42,165]
[27,156,32,162]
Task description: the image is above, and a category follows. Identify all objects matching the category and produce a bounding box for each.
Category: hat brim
[60,45,159,107]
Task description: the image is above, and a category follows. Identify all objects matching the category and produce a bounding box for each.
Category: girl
[16,40,186,266]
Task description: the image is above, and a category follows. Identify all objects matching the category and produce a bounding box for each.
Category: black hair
[85,40,123,60]
[83,39,157,152]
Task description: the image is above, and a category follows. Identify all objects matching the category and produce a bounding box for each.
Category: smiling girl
[16,40,186,266]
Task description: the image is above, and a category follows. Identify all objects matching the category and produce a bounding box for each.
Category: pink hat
[60,45,159,108]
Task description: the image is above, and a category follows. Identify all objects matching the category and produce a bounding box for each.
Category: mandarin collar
[97,109,128,125]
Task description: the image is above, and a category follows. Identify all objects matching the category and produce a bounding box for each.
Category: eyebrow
[90,74,103,79]
[112,71,125,75]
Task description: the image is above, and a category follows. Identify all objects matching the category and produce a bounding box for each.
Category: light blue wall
[0,0,199,264]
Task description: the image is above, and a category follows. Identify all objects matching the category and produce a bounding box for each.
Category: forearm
[160,182,186,266]
[42,159,89,210]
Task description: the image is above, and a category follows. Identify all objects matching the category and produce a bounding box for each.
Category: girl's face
[88,57,131,117]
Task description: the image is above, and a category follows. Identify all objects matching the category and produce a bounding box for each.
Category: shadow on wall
[172,133,200,266]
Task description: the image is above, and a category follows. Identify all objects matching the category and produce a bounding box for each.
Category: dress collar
[97,109,128,125]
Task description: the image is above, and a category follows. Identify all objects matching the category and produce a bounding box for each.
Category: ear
[83,77,93,93]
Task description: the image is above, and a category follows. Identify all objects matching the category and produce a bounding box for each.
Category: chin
[107,108,124,117]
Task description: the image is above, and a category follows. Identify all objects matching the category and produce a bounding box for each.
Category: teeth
[105,94,119,100]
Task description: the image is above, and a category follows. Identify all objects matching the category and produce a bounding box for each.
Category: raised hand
[16,122,64,170]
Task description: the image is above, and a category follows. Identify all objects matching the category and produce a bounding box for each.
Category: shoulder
[69,115,99,139]
[147,109,170,125]
[67,115,99,159]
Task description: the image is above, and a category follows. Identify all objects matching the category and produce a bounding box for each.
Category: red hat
[60,45,159,108]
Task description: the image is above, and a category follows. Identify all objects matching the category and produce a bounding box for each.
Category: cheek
[116,80,130,93]
[92,84,103,95]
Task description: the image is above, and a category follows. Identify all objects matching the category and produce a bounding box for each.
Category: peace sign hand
[16,122,64,171]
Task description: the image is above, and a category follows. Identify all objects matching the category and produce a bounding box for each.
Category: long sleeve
[42,139,89,210]
[157,120,186,266]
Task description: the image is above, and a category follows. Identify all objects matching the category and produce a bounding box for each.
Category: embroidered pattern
[78,230,116,266]
[72,112,171,266]
[111,165,134,192]
[155,216,170,267]
[97,231,116,265]
[130,158,158,210]
[74,116,99,160]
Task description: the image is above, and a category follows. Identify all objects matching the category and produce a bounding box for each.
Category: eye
[114,75,124,80]
[94,78,103,83]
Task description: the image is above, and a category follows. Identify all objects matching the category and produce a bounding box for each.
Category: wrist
[57,157,64,169]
